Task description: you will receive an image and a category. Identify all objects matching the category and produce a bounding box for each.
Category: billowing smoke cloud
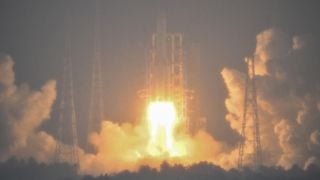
[1,27,320,176]
[254,28,291,76]
[0,54,57,163]
[78,120,233,175]
[222,28,320,169]
[0,53,232,176]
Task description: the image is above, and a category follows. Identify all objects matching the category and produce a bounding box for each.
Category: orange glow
[146,101,185,157]
[147,101,177,156]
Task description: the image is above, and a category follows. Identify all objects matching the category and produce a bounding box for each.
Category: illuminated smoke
[78,118,230,175]
[1,26,320,176]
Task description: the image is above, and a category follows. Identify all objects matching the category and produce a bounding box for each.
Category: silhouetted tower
[55,35,79,166]
[238,57,262,169]
[87,0,104,142]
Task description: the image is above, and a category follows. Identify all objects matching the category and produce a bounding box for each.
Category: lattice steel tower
[87,0,104,143]
[141,13,192,132]
[54,34,79,166]
[238,57,262,169]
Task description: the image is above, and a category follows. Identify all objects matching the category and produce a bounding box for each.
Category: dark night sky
[0,0,319,148]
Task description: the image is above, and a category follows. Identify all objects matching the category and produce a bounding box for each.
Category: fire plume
[147,101,179,156]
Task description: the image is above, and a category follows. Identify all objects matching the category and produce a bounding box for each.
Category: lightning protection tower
[87,0,105,147]
[54,35,79,166]
[237,57,262,169]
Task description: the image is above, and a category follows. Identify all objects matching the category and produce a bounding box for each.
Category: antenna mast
[87,0,105,149]
[238,57,262,169]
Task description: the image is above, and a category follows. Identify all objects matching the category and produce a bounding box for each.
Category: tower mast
[54,17,79,166]
[87,0,105,148]
[238,57,262,169]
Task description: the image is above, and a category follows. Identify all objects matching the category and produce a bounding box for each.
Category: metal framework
[140,13,193,132]
[54,36,79,166]
[238,57,262,169]
[87,0,104,142]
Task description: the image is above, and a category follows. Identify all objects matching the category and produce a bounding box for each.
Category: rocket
[151,12,171,100]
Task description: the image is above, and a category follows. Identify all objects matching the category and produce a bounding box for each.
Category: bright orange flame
[147,101,183,156]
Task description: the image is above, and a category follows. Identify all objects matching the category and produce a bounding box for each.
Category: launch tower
[141,13,192,132]
[54,34,79,166]
[87,0,105,143]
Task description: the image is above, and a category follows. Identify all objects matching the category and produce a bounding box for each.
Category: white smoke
[0,54,57,162]
[1,27,319,176]
[222,28,320,169]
